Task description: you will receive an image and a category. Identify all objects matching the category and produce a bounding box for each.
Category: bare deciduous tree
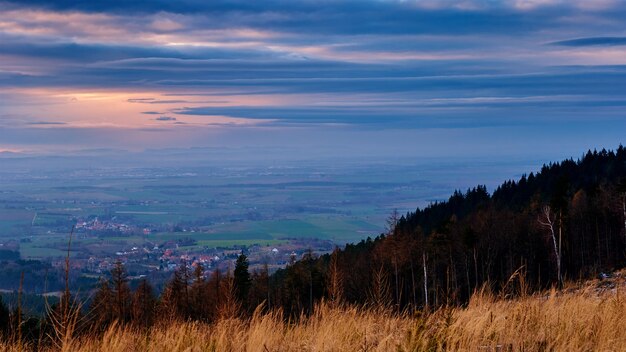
[539,205,561,286]
[369,264,390,308]
[327,247,343,306]
[423,252,428,310]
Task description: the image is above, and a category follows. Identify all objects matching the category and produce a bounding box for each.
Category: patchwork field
[0,159,532,260]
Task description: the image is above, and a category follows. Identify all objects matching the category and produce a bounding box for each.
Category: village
[67,221,330,290]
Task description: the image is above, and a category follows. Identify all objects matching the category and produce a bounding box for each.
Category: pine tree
[110,261,131,323]
[199,268,222,322]
[159,263,193,320]
[249,263,271,311]
[131,278,156,328]
[179,261,192,318]
[90,279,114,331]
[190,263,207,321]
[234,254,251,307]
[0,295,9,337]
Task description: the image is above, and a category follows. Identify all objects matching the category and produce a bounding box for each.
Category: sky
[1,0,626,162]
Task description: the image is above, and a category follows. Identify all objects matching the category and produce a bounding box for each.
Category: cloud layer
[0,0,625,158]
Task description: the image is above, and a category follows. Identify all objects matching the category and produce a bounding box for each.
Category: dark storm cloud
[550,37,626,47]
[154,116,177,121]
[26,121,68,125]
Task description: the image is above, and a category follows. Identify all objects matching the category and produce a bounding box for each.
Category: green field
[14,214,383,259]
[19,243,72,258]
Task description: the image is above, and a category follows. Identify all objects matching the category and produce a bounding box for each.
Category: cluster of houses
[75,217,147,235]
[54,241,295,279]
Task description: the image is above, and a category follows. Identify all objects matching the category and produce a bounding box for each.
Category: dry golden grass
[8,283,626,352]
[53,305,413,352]
[442,286,626,351]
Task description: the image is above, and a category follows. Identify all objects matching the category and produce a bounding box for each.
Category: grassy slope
[5,272,626,351]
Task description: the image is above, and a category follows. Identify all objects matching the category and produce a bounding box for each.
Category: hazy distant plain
[0,151,547,259]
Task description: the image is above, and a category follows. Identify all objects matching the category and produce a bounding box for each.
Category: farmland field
[0,155,539,260]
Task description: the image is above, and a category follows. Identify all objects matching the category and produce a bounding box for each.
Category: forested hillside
[270,146,626,314]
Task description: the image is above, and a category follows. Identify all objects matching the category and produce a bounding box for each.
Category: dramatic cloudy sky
[1,0,625,160]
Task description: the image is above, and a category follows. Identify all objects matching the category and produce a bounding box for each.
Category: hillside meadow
[3,278,625,352]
